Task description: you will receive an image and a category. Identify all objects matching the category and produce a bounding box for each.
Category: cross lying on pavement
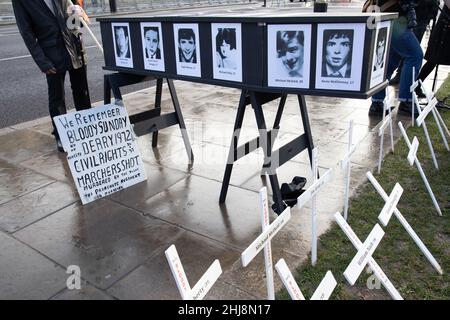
[398,121,442,216]
[275,258,337,300]
[334,212,403,300]
[165,244,222,300]
[366,172,443,275]
[297,148,333,266]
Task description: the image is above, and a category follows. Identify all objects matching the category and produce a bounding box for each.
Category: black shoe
[280,176,307,200]
[415,87,427,100]
[271,201,288,215]
[389,73,400,86]
[56,139,64,152]
[368,101,395,116]
[398,101,420,118]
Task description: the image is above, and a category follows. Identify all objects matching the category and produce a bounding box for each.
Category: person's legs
[68,66,91,111]
[395,30,423,102]
[46,71,67,140]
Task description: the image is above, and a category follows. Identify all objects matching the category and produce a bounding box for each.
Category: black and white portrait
[141,22,165,72]
[321,29,353,78]
[315,23,365,91]
[174,23,201,77]
[370,21,391,88]
[212,23,242,82]
[215,28,237,69]
[373,27,387,72]
[112,23,133,68]
[268,24,311,88]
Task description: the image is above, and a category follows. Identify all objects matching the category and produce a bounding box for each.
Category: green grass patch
[276,105,450,300]
[436,73,450,104]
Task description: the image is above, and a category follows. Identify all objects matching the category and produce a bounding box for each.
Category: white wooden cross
[275,258,337,300]
[296,147,333,266]
[241,204,291,300]
[412,91,439,170]
[165,244,222,300]
[418,79,450,152]
[340,120,357,221]
[377,92,395,174]
[334,212,403,300]
[398,121,442,216]
[366,171,443,274]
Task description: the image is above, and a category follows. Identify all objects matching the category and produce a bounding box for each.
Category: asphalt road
[0,21,151,129]
[0,2,364,129]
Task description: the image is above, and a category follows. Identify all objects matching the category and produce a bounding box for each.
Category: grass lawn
[276,74,450,300]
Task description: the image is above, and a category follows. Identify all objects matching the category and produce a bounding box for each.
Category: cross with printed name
[275,258,337,300]
[366,172,443,274]
[334,212,403,300]
[296,147,333,266]
[165,244,222,300]
[240,201,291,300]
[340,120,357,221]
[417,79,450,152]
[411,89,440,170]
[398,121,442,216]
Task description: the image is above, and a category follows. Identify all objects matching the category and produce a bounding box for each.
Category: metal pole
[109,0,117,12]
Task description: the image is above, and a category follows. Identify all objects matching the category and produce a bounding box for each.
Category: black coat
[425,6,450,65]
[12,0,81,72]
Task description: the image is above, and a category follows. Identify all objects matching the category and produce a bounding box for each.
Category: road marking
[0,45,99,62]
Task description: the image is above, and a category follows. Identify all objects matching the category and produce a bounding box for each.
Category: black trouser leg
[418,61,437,82]
[69,66,92,111]
[46,71,67,140]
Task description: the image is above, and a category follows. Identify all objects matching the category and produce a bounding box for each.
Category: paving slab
[133,175,263,249]
[0,129,55,163]
[0,181,78,233]
[0,158,55,205]
[0,231,67,300]
[107,231,241,300]
[14,199,185,289]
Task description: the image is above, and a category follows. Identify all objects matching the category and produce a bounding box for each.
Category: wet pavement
[0,5,449,299]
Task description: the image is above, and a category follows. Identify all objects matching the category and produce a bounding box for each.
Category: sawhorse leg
[219,90,248,203]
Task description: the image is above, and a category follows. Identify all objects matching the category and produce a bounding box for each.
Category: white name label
[407,137,419,166]
[165,245,191,299]
[343,224,385,286]
[241,207,291,267]
[378,113,392,136]
[275,259,305,300]
[297,168,333,208]
[416,98,437,126]
[190,260,222,300]
[378,183,403,227]
[310,271,337,300]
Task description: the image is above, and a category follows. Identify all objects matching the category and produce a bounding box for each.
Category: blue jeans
[372,17,423,103]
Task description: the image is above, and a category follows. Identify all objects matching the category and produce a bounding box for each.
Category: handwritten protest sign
[54,104,147,204]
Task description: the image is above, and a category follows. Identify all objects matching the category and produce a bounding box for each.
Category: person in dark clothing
[12,0,92,152]
[389,0,440,85]
[416,4,450,98]
[369,0,424,117]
